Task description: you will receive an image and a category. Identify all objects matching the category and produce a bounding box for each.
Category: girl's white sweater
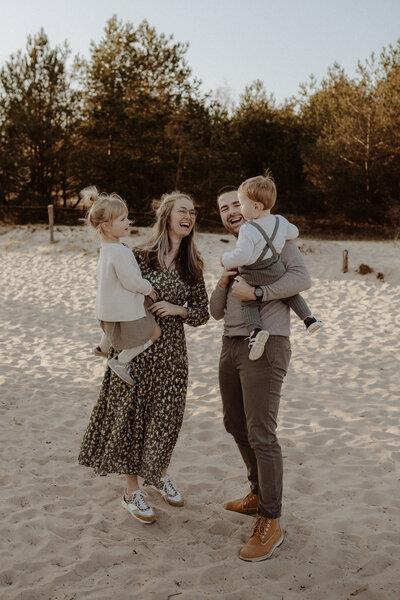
[95,243,152,322]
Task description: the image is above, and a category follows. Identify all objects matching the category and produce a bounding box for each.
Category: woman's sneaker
[121,489,156,523]
[304,316,324,334]
[154,475,184,507]
[248,328,269,360]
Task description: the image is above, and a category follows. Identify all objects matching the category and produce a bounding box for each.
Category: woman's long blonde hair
[139,191,204,283]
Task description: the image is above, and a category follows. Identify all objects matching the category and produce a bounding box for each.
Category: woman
[79,191,209,524]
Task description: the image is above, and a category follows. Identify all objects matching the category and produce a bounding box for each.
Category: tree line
[1,16,399,235]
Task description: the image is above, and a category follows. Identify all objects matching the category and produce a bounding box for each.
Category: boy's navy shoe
[304,316,324,334]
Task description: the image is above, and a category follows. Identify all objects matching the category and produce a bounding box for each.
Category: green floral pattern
[78,250,209,485]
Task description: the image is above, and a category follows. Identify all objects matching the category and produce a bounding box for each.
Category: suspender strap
[270,215,280,242]
[247,216,279,263]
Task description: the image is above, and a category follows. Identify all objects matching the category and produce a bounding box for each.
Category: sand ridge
[0,225,399,599]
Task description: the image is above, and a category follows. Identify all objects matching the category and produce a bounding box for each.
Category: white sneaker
[121,489,156,523]
[248,329,269,360]
[108,358,134,385]
[153,474,184,507]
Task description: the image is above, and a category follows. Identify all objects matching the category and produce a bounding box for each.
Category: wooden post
[342,249,348,273]
[48,204,54,243]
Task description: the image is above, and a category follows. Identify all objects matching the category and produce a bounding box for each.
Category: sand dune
[0,225,399,599]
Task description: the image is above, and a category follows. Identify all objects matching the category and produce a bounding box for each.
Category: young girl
[221,173,323,360]
[83,187,161,384]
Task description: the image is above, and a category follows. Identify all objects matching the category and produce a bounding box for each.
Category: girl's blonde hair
[82,186,128,232]
[238,170,277,210]
[139,191,204,283]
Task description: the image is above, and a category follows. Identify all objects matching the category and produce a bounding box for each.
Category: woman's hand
[218,266,238,289]
[149,300,188,318]
[231,275,258,301]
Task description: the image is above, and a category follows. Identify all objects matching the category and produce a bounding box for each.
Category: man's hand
[231,275,258,301]
[218,266,238,289]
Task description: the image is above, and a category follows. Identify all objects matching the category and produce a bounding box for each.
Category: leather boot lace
[242,491,257,507]
[252,515,272,537]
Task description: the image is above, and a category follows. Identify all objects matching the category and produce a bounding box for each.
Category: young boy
[221,173,323,360]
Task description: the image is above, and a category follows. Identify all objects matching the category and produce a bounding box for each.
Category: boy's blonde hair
[238,171,277,210]
[81,186,128,232]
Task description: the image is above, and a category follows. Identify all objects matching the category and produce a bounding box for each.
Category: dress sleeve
[184,277,210,327]
[132,249,146,269]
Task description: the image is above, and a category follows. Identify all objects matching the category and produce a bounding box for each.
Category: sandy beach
[0,224,399,600]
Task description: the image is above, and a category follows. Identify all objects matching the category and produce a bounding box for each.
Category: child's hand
[220,256,225,267]
[218,267,238,289]
[149,290,157,303]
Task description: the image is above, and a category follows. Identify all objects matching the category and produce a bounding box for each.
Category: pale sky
[0,0,399,104]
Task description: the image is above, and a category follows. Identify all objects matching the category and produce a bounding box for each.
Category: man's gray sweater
[210,240,312,337]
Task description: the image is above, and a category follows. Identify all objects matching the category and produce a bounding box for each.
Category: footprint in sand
[193,429,214,442]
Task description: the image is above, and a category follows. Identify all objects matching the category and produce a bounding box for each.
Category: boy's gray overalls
[239,218,311,333]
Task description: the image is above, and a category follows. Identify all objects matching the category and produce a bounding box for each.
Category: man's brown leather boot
[224,491,259,515]
[239,515,283,561]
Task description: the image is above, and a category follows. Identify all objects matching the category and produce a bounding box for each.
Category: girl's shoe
[92,346,108,358]
[121,489,156,523]
[154,474,184,507]
[108,357,134,385]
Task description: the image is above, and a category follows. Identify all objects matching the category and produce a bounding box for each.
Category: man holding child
[210,184,312,562]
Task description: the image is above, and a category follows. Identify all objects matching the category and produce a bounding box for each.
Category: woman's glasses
[176,208,197,218]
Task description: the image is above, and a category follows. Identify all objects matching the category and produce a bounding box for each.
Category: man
[210,186,312,562]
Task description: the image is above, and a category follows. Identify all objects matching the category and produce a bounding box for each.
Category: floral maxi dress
[78,250,209,486]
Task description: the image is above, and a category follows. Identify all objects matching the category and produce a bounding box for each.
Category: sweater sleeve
[184,277,210,327]
[261,240,311,301]
[222,224,255,268]
[209,282,229,321]
[279,215,299,241]
[113,247,153,296]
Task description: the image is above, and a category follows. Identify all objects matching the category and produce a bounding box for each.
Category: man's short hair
[217,185,237,200]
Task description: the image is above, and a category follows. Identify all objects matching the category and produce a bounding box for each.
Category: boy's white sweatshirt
[222,214,299,269]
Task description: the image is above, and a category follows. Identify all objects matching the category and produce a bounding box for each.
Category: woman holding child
[78,191,209,524]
